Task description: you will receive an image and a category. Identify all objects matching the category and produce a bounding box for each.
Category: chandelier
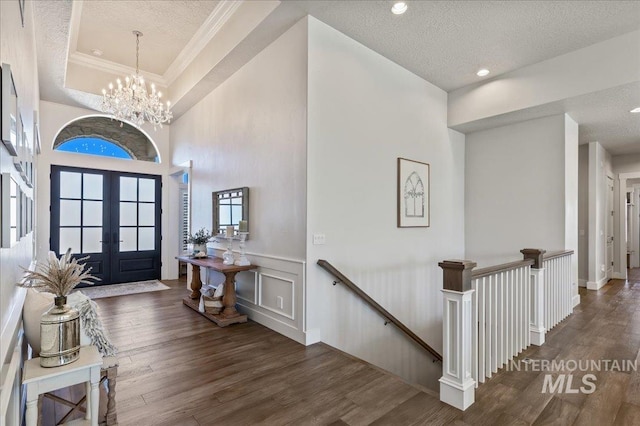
[101,31,172,128]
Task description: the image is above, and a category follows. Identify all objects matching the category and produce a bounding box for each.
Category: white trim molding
[587,276,609,290]
[572,294,581,308]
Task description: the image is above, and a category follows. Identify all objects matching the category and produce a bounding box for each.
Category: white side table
[23,346,102,426]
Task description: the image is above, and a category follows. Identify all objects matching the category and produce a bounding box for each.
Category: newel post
[521,248,546,346]
[438,260,477,410]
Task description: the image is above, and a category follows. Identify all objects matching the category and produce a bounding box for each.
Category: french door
[50,166,161,285]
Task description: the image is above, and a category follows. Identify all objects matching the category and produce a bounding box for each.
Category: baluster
[478,278,485,383]
[486,275,493,377]
[491,274,498,373]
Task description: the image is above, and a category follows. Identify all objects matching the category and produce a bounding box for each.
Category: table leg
[90,381,99,426]
[189,264,202,299]
[85,381,91,420]
[26,398,37,426]
[222,271,239,318]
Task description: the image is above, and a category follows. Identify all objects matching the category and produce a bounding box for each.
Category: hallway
[42,273,640,425]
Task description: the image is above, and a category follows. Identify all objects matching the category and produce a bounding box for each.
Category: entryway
[50,165,161,285]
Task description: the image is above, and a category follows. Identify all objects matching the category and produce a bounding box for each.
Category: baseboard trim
[237,303,307,345]
[587,276,608,290]
[572,294,581,308]
[612,272,627,280]
[578,279,587,288]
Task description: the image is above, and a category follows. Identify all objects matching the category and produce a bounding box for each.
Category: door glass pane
[59,228,81,254]
[138,178,155,202]
[60,172,82,199]
[82,228,102,254]
[83,174,103,200]
[120,177,137,201]
[60,200,81,226]
[138,203,155,226]
[138,227,154,251]
[119,227,137,252]
[119,202,137,226]
[83,201,102,226]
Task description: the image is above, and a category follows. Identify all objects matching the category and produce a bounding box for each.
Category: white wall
[1,1,39,424]
[466,115,570,265]
[170,19,307,260]
[586,141,613,288]
[578,145,589,285]
[36,101,174,278]
[171,18,309,341]
[306,17,465,391]
[565,115,579,297]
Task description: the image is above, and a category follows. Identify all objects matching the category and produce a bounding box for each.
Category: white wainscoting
[205,250,307,344]
[1,287,26,426]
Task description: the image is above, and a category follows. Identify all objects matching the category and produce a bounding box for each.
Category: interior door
[606,176,614,279]
[111,173,161,283]
[51,166,161,285]
[51,167,110,283]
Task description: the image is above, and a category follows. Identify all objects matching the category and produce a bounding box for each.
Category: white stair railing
[439,248,575,411]
[543,250,575,330]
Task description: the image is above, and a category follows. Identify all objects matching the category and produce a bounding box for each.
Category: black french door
[50,166,161,285]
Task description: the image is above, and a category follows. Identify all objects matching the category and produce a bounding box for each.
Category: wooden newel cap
[520,248,546,269]
[438,260,477,292]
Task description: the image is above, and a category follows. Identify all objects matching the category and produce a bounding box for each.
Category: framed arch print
[397,157,430,228]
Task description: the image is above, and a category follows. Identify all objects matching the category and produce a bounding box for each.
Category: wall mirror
[212,187,249,238]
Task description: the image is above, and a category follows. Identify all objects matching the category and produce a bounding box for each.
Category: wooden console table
[177,256,256,327]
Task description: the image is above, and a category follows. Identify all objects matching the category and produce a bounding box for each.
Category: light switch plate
[313,233,326,245]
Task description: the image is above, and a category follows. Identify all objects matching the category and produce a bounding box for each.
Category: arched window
[56,137,133,160]
[53,116,159,163]
[404,171,425,218]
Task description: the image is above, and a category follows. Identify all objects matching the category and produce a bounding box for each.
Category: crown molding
[163,0,243,85]
[64,0,85,87]
[68,52,168,87]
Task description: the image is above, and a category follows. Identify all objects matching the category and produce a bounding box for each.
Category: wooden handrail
[472,259,534,279]
[543,250,574,261]
[317,259,443,363]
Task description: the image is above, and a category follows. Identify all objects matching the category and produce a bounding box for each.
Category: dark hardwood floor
[41,271,640,425]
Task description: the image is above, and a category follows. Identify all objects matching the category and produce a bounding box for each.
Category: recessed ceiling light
[476,69,490,77]
[631,107,640,113]
[391,2,408,15]
[91,49,103,57]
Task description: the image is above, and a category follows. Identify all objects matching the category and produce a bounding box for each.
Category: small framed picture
[397,157,430,228]
[1,64,19,156]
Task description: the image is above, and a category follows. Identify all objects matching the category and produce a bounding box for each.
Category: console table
[177,256,256,327]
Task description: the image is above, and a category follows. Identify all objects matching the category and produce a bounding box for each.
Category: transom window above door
[53,116,160,162]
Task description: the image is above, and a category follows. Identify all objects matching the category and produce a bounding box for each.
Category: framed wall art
[0,173,19,247]
[397,157,430,228]
[1,64,19,156]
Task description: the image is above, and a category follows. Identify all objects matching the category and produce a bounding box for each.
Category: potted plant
[18,249,99,367]
[186,227,214,255]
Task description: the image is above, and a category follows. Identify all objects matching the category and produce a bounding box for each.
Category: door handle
[101,232,111,244]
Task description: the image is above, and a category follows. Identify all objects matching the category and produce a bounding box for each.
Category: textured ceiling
[283,0,640,91]
[451,82,640,156]
[32,1,640,154]
[76,1,220,75]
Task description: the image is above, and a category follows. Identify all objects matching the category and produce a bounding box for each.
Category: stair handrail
[317,259,443,363]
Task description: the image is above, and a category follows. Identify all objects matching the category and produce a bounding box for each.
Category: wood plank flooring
[40,271,640,425]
